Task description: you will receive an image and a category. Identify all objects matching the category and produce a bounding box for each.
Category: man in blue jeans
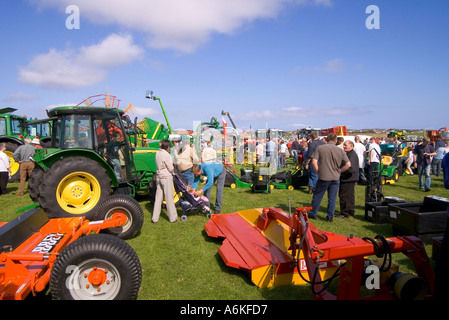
[308,133,351,222]
[414,137,436,191]
[305,132,325,194]
[192,162,226,214]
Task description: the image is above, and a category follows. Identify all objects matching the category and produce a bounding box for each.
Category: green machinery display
[379,143,405,183]
[28,93,173,220]
[0,108,29,181]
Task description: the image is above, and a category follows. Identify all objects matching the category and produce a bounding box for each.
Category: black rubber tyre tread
[49,233,142,300]
[39,157,112,219]
[28,166,44,202]
[93,195,144,240]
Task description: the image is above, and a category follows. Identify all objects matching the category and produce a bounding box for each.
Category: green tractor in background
[24,117,52,148]
[1,107,54,180]
[28,93,173,221]
[0,107,29,181]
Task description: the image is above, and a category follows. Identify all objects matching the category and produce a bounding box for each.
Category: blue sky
[1,0,448,132]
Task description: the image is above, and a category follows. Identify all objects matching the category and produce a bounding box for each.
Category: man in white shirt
[367,137,381,184]
[353,136,367,183]
[256,140,265,164]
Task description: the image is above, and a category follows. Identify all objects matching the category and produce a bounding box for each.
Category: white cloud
[18,33,143,90]
[314,58,344,73]
[2,92,39,102]
[125,105,160,119]
[78,34,143,68]
[33,0,333,53]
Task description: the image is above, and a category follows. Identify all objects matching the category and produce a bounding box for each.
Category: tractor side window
[94,113,130,181]
[52,119,61,148]
[11,119,23,135]
[104,120,126,181]
[0,118,6,136]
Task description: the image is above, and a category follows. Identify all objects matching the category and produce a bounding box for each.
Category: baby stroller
[173,173,211,221]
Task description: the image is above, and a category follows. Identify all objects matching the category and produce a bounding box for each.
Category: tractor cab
[45,106,138,184]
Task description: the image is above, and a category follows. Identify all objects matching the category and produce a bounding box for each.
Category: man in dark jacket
[305,132,325,193]
[414,137,436,191]
[337,140,360,218]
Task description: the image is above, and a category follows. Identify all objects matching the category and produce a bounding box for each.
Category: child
[405,146,415,175]
[186,185,209,203]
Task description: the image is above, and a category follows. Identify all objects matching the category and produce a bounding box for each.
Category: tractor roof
[47,106,124,118]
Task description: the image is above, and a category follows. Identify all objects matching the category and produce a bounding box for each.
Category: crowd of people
[2,131,448,225]
[290,132,449,222]
[149,131,448,224]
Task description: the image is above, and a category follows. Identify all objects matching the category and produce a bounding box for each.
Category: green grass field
[1,168,447,300]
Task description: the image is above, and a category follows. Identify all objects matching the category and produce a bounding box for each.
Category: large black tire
[93,195,144,240]
[28,166,44,202]
[49,234,142,300]
[39,157,113,220]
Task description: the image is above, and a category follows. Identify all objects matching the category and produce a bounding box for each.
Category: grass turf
[1,169,447,300]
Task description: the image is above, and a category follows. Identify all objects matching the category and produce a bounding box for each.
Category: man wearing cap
[13,137,38,196]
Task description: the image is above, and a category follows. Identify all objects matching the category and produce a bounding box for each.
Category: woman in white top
[152,140,178,223]
[0,143,11,195]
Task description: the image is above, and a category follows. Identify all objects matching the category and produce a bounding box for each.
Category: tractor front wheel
[93,195,144,240]
[50,234,142,300]
[39,157,112,220]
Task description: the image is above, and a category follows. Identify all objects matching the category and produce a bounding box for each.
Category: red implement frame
[291,207,435,300]
[0,211,127,300]
[205,207,436,300]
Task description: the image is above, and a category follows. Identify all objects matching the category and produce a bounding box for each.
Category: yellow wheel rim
[5,151,19,177]
[56,171,102,215]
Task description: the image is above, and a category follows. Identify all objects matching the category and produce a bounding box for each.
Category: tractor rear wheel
[50,234,142,300]
[93,195,144,240]
[28,166,44,202]
[39,157,112,220]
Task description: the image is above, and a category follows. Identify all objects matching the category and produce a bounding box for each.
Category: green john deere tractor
[0,107,28,181]
[28,103,171,221]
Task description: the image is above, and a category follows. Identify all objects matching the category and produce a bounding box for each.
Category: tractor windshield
[61,114,93,149]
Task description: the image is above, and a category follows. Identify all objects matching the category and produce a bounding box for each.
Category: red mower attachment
[0,195,143,300]
[205,207,436,300]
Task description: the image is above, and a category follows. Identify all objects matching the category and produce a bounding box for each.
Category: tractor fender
[33,149,119,187]
[132,148,158,173]
[0,137,24,146]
